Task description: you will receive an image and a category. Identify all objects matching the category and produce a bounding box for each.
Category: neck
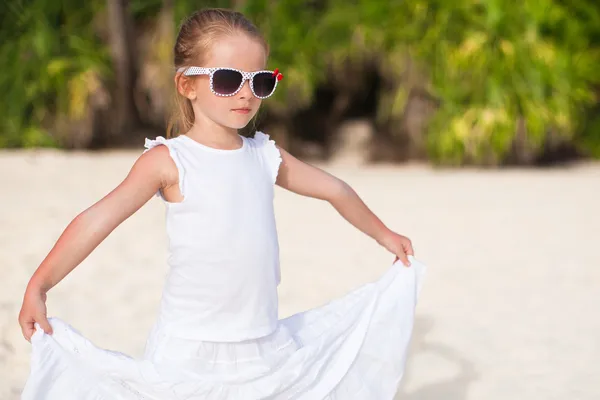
[186,118,240,146]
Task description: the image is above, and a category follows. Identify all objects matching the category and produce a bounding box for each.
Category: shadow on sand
[395,316,479,400]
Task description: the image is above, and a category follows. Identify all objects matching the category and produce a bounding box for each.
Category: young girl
[19,8,425,400]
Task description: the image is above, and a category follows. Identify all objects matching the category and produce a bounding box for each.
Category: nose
[237,78,253,99]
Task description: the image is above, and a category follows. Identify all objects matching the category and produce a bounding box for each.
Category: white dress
[21,132,426,400]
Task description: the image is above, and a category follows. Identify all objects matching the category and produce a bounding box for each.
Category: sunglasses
[177,67,284,99]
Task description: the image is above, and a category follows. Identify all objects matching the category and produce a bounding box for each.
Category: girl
[19,8,425,400]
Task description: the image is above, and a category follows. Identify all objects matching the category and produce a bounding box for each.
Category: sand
[1,148,599,399]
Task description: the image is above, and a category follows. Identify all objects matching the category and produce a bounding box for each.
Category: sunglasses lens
[252,72,277,98]
[212,69,243,95]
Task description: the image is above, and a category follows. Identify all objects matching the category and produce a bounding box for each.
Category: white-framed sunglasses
[177,66,284,99]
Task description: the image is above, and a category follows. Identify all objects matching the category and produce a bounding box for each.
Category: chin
[226,114,256,130]
[226,120,252,130]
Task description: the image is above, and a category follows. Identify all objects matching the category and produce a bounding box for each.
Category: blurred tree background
[1,0,599,165]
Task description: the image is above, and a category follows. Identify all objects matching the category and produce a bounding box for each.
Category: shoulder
[142,136,176,165]
[246,131,274,147]
[246,130,283,156]
[246,131,282,184]
[246,131,281,155]
[140,136,181,184]
[143,135,178,152]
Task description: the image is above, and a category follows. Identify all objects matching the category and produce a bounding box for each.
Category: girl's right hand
[18,288,53,342]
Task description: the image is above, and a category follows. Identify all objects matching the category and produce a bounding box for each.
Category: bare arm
[275,146,414,265]
[27,146,176,293]
[19,145,178,339]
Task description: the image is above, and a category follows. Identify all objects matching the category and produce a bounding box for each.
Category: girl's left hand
[378,230,414,267]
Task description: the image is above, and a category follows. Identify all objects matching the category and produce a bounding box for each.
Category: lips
[232,108,251,114]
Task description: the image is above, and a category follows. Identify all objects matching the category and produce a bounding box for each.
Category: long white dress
[21,132,426,400]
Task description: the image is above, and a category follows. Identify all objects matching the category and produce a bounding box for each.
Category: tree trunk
[106,0,141,142]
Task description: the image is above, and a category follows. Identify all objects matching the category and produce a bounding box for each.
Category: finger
[36,314,53,335]
[405,242,414,256]
[21,326,32,342]
[397,251,411,267]
[20,320,34,342]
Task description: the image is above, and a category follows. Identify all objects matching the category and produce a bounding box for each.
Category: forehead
[205,34,267,71]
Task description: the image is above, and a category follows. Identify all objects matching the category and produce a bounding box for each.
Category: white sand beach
[1,148,599,399]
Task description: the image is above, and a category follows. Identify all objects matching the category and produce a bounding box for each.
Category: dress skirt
[21,256,426,399]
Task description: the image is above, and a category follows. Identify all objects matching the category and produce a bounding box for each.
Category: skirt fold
[22,256,426,400]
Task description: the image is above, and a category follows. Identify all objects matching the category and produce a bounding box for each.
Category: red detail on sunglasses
[273,68,284,81]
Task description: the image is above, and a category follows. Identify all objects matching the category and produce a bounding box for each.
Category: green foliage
[1,0,599,164]
[242,0,600,164]
[417,0,600,164]
[0,0,110,148]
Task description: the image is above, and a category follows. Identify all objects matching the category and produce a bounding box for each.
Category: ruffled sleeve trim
[254,131,282,184]
[143,136,186,201]
[144,136,168,152]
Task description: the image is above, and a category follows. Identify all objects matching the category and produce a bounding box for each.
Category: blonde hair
[167,8,269,138]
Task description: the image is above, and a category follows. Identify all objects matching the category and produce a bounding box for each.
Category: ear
[174,73,197,100]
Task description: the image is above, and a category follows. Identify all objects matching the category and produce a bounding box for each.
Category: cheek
[195,84,223,108]
[195,92,215,113]
[194,78,213,99]
[250,99,262,116]
[196,94,237,119]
